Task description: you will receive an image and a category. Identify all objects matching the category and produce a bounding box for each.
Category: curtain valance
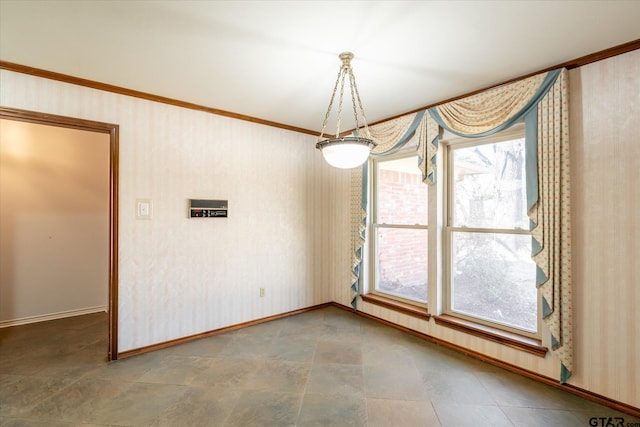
[432,72,549,136]
[365,110,426,155]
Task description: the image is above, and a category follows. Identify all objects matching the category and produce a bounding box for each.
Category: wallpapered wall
[335,49,640,407]
[0,70,352,352]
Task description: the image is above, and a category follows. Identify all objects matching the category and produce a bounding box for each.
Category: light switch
[136,199,152,219]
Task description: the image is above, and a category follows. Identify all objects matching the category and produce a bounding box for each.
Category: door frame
[0,106,119,360]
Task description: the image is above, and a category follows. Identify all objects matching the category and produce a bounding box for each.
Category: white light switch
[136,199,152,219]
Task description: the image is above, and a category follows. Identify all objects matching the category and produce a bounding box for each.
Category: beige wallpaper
[0,120,110,323]
[0,70,352,352]
[568,49,639,407]
[334,49,640,407]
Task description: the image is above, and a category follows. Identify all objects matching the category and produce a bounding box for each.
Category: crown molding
[2,39,638,133]
[0,60,319,137]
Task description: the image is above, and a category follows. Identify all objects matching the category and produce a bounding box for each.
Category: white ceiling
[1,1,639,134]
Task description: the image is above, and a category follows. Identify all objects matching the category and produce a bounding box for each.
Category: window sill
[360,294,430,321]
[433,314,547,357]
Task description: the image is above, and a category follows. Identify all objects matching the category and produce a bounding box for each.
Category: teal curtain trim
[537,266,549,288]
[526,109,541,274]
[351,249,360,310]
[351,161,369,310]
[532,237,542,257]
[542,295,553,317]
[351,271,358,292]
[351,266,359,308]
[531,218,541,257]
[560,363,572,384]
[551,333,559,349]
[427,69,562,139]
[429,133,439,183]
[361,161,369,213]
[370,110,426,157]
[525,108,539,212]
[351,257,360,294]
[418,131,439,184]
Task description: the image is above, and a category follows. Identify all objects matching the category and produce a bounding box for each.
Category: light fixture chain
[350,68,370,136]
[318,67,344,141]
[336,67,347,137]
[348,69,361,134]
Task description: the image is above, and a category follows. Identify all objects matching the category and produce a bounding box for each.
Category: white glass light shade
[321,143,371,169]
[316,137,374,169]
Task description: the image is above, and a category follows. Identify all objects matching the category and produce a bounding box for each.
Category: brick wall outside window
[376,168,427,293]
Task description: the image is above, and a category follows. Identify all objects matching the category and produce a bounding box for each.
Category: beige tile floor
[0,306,637,426]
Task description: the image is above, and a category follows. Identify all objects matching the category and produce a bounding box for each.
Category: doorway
[0,107,119,360]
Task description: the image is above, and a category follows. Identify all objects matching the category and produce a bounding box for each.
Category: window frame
[441,125,541,340]
[369,147,429,308]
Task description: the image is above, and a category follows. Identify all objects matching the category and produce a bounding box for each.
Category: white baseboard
[0,306,108,328]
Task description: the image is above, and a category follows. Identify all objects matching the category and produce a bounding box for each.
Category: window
[445,128,538,336]
[366,126,539,341]
[371,152,428,304]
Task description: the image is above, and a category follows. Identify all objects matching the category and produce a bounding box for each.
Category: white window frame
[441,125,541,339]
[369,148,429,307]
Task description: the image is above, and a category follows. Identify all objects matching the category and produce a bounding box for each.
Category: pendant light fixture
[316,52,376,169]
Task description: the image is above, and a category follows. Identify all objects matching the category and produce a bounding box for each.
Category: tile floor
[0,306,637,426]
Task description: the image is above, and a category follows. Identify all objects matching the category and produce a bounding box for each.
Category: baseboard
[0,305,108,328]
[330,302,640,418]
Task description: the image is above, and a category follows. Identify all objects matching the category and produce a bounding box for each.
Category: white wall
[332,49,640,408]
[0,120,110,324]
[0,70,352,352]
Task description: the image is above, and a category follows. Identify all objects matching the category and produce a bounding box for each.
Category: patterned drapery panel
[529,69,573,382]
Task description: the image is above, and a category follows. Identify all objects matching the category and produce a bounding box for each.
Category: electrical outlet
[260,288,265,297]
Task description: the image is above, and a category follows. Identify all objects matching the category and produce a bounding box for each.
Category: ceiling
[1,1,639,134]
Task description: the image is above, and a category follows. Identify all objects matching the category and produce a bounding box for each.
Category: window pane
[376,156,427,225]
[376,227,427,302]
[451,231,536,332]
[452,138,528,229]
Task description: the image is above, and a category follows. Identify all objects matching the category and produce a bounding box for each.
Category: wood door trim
[0,107,120,360]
